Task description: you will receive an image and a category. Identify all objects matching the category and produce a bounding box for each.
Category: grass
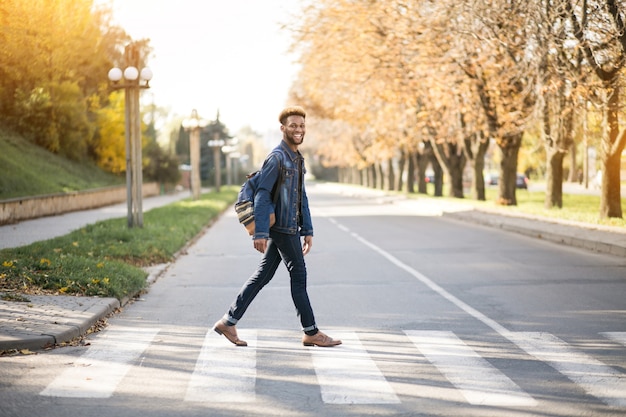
[0,187,239,300]
[416,184,626,228]
[0,129,123,199]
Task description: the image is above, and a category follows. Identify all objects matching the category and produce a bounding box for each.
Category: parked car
[485,172,499,185]
[516,173,529,189]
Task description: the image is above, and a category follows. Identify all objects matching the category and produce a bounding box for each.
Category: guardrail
[0,183,159,225]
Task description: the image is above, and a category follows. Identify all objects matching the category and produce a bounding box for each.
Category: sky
[106,0,303,136]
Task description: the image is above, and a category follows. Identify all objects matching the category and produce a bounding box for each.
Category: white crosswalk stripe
[185,329,257,403]
[601,331,626,347]
[405,330,537,406]
[307,331,400,404]
[509,332,626,407]
[36,327,626,408]
[40,326,159,398]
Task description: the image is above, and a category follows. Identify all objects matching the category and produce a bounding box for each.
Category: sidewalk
[0,190,196,352]
[0,189,194,250]
[1,186,625,352]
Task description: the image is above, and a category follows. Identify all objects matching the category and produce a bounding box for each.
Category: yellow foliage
[95,91,127,174]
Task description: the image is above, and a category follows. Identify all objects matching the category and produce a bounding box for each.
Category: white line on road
[510,332,626,408]
[308,331,400,404]
[328,218,511,337]
[405,330,537,406]
[40,327,159,398]
[601,332,626,347]
[185,329,257,403]
[330,219,626,408]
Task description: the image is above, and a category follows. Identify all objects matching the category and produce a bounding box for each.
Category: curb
[0,297,120,351]
[0,192,221,353]
[443,209,626,258]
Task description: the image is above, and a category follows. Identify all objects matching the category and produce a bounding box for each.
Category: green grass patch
[0,187,238,300]
[420,184,626,228]
[0,129,123,199]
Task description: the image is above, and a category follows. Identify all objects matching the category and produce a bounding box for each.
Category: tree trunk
[545,149,565,209]
[600,79,624,218]
[387,157,395,191]
[448,150,466,198]
[397,151,406,192]
[568,142,577,183]
[601,149,623,218]
[417,149,428,194]
[432,141,466,199]
[369,164,376,189]
[541,88,574,210]
[497,134,522,206]
[376,162,384,190]
[407,151,416,193]
[471,136,489,201]
[431,155,444,197]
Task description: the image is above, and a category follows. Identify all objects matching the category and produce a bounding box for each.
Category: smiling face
[281,115,306,151]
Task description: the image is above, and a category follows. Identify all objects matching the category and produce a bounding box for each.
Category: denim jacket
[252,140,313,239]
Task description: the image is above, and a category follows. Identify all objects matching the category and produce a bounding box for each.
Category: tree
[448,0,540,205]
[567,0,625,218]
[0,0,129,161]
[291,0,429,191]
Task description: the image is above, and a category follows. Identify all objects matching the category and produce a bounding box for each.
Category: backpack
[234,153,283,235]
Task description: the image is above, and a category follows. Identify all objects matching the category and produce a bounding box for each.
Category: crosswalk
[39,327,626,408]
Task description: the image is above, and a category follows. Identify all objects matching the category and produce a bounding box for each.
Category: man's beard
[285,131,304,146]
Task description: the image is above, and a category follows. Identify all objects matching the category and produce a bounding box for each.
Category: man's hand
[253,238,268,253]
[302,235,313,255]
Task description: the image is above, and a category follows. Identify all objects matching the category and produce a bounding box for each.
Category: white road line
[510,332,626,407]
[185,329,257,403]
[330,220,626,408]
[601,332,626,347]
[308,331,400,404]
[40,327,159,398]
[405,330,537,406]
[329,219,511,337]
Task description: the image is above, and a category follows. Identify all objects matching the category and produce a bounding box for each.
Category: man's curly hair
[278,106,306,125]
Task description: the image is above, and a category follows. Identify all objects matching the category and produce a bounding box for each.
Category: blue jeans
[225,231,318,334]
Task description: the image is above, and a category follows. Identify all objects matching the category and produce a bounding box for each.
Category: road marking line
[40,327,159,398]
[308,331,400,404]
[601,332,626,347]
[333,222,511,336]
[405,330,537,406]
[332,222,626,407]
[510,332,626,407]
[185,329,257,403]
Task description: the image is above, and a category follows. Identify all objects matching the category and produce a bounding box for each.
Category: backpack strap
[268,150,284,205]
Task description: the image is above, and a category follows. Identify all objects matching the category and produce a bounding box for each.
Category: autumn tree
[443,0,541,205]
[0,0,129,161]
[94,91,126,173]
[567,0,625,218]
[529,0,594,209]
[291,0,431,191]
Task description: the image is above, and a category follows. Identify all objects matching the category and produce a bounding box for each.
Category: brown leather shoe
[213,320,247,346]
[302,331,342,347]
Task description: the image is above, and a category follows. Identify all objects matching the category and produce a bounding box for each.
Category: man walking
[213,106,341,348]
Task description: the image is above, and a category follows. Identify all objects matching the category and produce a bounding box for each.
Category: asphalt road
[1,183,625,417]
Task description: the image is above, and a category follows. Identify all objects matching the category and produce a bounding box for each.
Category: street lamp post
[221,141,239,186]
[208,133,225,192]
[182,109,208,200]
[107,43,152,228]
